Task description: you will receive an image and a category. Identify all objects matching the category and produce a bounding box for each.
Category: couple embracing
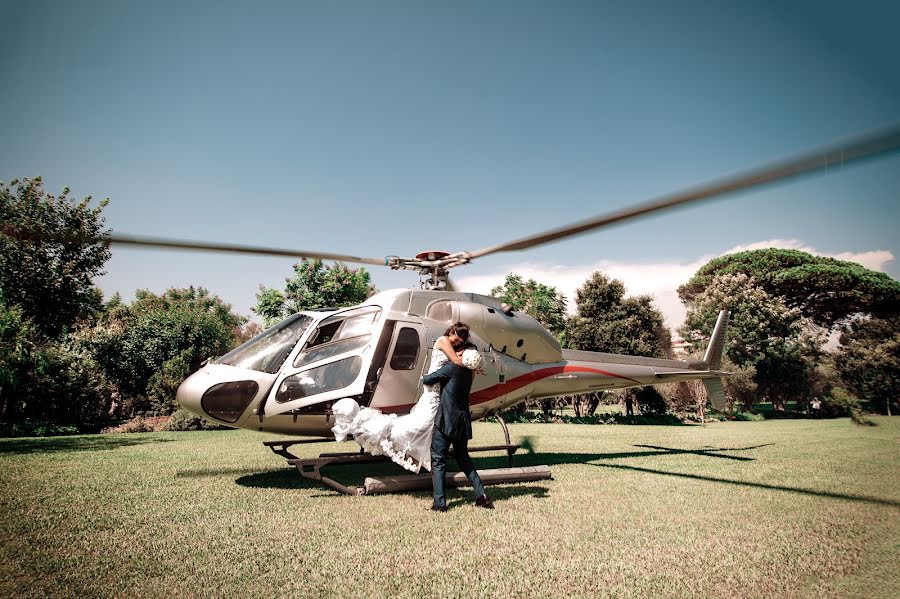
[331,322,493,511]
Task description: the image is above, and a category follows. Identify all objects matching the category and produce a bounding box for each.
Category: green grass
[0,418,897,598]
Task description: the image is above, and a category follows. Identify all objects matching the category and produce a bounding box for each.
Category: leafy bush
[732,411,765,422]
[491,410,683,426]
[631,387,668,417]
[698,411,729,422]
[823,388,876,426]
[101,416,169,434]
[164,409,231,431]
[0,421,79,438]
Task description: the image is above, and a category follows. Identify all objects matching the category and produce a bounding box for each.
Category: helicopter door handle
[554,374,577,379]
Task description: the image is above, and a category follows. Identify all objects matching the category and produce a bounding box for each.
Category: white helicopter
[175,286,731,437]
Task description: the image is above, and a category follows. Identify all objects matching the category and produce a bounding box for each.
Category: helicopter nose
[176,369,209,418]
[176,366,263,424]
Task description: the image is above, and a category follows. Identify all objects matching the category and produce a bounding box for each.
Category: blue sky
[2,0,898,330]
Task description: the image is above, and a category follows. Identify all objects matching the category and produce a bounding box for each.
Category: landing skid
[263,414,552,496]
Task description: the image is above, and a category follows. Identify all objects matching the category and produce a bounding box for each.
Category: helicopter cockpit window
[294,308,380,368]
[294,334,371,368]
[389,327,420,370]
[216,314,313,374]
[275,356,363,403]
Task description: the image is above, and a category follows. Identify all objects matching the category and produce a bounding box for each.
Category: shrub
[633,387,668,417]
[732,411,765,422]
[823,387,875,425]
[164,409,230,431]
[101,416,169,434]
[491,410,683,426]
[0,421,80,438]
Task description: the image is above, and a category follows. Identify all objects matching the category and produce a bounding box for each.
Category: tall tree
[254,258,374,326]
[0,178,111,338]
[680,273,822,410]
[565,272,670,358]
[834,315,900,415]
[678,249,900,328]
[490,273,567,335]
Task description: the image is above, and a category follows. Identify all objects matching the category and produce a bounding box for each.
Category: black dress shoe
[430,505,447,512]
[474,494,494,509]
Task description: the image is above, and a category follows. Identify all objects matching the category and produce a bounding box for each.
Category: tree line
[2,178,898,434]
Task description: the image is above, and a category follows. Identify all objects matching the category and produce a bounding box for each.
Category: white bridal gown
[331,345,481,473]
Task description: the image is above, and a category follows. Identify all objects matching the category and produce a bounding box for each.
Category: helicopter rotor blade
[462,125,900,261]
[106,234,388,266]
[0,227,389,267]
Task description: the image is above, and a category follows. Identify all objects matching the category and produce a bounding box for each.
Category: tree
[0,303,42,421]
[254,259,374,326]
[253,287,287,326]
[490,274,567,335]
[0,177,111,338]
[834,315,899,415]
[678,249,900,329]
[563,271,670,417]
[565,272,670,358]
[92,287,246,415]
[680,273,823,410]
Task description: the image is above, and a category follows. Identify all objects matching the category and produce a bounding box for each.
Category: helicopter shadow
[467,442,775,471]
[233,443,773,495]
[235,468,322,490]
[233,459,554,502]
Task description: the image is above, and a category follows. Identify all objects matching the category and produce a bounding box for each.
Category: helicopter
[175,286,731,437]
[168,126,900,437]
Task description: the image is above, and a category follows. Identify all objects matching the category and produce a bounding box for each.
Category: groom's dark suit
[423,362,486,509]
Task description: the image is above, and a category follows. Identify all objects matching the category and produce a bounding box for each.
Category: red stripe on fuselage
[379,365,640,414]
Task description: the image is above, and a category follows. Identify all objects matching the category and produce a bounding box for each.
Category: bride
[331,322,482,473]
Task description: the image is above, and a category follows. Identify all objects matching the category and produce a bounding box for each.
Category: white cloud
[456,240,895,336]
[723,238,895,271]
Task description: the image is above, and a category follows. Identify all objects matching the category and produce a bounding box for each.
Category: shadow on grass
[235,468,320,490]
[444,484,550,509]
[590,463,900,508]
[177,467,279,479]
[0,435,176,455]
[469,443,773,470]
[234,443,772,495]
[233,443,898,508]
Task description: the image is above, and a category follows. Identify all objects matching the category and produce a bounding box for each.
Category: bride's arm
[435,336,465,366]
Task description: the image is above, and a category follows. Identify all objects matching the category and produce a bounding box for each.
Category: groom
[423,346,494,512]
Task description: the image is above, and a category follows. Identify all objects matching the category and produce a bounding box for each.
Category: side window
[389,327,420,370]
[426,301,454,323]
[306,320,341,348]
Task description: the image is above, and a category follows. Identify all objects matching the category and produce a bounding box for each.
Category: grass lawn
[0,418,897,598]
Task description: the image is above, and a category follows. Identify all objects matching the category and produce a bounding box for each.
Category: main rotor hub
[385,250,471,290]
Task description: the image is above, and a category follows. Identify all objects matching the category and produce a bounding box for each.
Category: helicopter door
[367,322,427,414]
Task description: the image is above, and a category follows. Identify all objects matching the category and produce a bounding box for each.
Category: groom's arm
[422,363,454,386]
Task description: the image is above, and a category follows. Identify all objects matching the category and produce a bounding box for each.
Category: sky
[2,0,898,335]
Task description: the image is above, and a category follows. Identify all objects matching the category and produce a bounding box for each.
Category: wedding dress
[331,344,482,473]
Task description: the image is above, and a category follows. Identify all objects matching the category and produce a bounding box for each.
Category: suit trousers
[430,426,486,508]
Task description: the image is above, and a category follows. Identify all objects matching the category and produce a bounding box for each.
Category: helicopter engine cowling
[425,297,563,364]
